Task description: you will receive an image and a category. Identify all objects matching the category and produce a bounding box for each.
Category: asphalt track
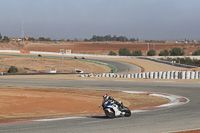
[0,79,200,133]
[83,58,141,73]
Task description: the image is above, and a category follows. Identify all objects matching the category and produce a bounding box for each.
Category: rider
[102,94,123,110]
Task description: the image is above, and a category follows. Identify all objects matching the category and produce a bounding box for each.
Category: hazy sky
[0,0,200,40]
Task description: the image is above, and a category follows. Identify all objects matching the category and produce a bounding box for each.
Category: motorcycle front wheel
[123,107,131,117]
[105,108,115,118]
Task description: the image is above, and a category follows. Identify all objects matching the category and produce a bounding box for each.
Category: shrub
[147,50,156,56]
[118,48,131,56]
[2,36,10,42]
[132,50,142,56]
[8,66,18,73]
[159,50,169,56]
[170,47,184,56]
[192,50,200,56]
[108,51,117,56]
[159,57,200,67]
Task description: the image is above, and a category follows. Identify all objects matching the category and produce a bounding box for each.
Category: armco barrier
[81,71,200,80]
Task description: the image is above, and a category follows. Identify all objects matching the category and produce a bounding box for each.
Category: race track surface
[0,79,199,133]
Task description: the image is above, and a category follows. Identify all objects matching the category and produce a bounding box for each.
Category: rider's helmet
[103,94,109,100]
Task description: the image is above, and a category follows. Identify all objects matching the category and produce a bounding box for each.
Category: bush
[147,50,156,56]
[132,50,142,56]
[108,51,117,56]
[2,36,10,42]
[118,48,131,56]
[8,66,18,73]
[192,50,200,56]
[159,50,169,56]
[159,57,200,67]
[170,47,184,56]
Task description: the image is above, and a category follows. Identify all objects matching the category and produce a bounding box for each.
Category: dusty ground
[1,41,200,56]
[0,55,110,73]
[23,42,200,56]
[0,86,169,124]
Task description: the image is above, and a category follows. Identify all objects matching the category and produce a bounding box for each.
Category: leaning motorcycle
[99,101,131,118]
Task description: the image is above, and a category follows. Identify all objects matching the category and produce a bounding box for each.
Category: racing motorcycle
[99,101,131,118]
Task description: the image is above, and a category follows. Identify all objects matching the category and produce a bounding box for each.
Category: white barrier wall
[82,71,200,80]
[0,50,20,53]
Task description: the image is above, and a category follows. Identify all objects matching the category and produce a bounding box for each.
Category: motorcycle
[99,101,131,118]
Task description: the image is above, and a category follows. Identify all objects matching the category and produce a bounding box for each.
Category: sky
[0,0,200,40]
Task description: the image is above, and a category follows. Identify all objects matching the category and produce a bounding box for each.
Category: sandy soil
[0,86,169,124]
[1,41,200,56]
[22,41,200,56]
[0,55,110,73]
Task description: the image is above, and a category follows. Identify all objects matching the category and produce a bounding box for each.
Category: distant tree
[91,35,99,41]
[159,50,169,56]
[28,37,35,41]
[147,50,156,56]
[104,35,112,41]
[192,50,200,56]
[170,47,184,56]
[130,38,136,42]
[2,36,9,42]
[116,36,128,42]
[108,51,117,56]
[90,35,130,42]
[118,48,131,56]
[39,37,51,41]
[39,37,45,41]
[112,35,117,41]
[132,50,142,56]
[0,33,2,40]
